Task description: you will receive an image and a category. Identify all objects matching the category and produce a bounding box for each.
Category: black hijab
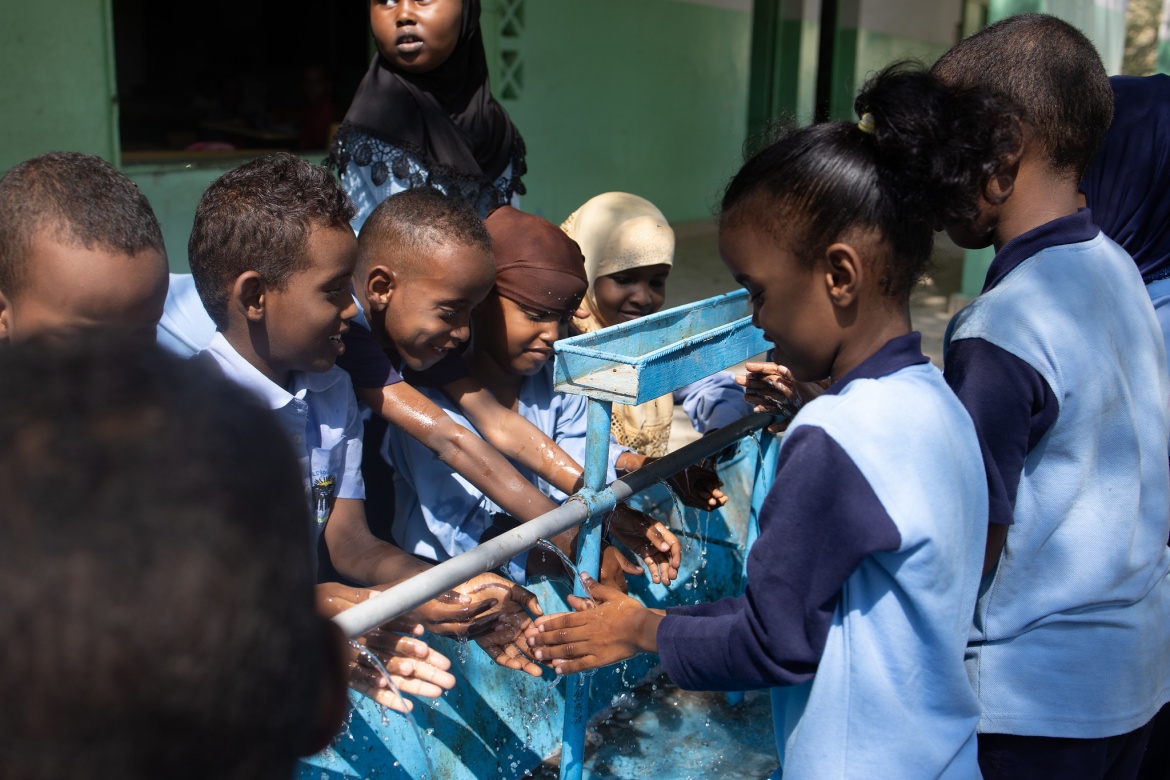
[330,0,526,208]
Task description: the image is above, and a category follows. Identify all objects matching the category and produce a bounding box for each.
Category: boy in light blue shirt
[187,153,544,680]
[934,15,1170,776]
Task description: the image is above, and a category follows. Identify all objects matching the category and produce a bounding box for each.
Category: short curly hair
[932,13,1113,179]
[188,153,355,328]
[0,152,165,298]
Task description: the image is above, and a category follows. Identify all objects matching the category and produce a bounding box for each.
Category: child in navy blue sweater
[526,65,1010,778]
[933,15,1170,778]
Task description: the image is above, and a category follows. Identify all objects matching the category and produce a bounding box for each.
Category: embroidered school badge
[312,472,337,525]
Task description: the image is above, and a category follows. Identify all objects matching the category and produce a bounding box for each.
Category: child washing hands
[527,64,1008,777]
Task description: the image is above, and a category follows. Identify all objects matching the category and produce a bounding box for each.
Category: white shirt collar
[204,332,347,411]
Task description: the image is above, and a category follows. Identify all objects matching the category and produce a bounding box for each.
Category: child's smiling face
[382,240,495,371]
[370,0,463,75]
[591,264,669,326]
[260,225,359,380]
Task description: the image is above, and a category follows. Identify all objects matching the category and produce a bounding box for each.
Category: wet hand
[665,459,727,510]
[599,542,642,593]
[453,573,545,677]
[524,574,661,675]
[608,505,681,586]
[737,362,826,432]
[406,588,500,639]
[349,629,456,713]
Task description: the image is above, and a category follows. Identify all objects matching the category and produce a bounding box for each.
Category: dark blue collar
[982,209,1100,293]
[824,332,930,396]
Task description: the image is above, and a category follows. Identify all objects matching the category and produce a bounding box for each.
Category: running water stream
[348,640,437,780]
[534,537,597,606]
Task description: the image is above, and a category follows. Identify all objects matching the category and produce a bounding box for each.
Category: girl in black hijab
[329,0,526,229]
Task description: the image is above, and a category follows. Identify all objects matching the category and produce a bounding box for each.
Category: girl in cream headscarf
[562,192,748,458]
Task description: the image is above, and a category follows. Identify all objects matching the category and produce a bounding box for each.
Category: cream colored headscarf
[561,193,676,456]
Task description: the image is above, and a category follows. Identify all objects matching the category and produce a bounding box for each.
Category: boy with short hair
[348,188,689,587]
[0,152,168,344]
[187,153,542,675]
[381,204,681,587]
[0,336,348,779]
[933,14,1170,775]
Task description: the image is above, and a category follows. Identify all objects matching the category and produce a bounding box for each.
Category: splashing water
[348,639,437,780]
[657,481,694,555]
[535,538,597,605]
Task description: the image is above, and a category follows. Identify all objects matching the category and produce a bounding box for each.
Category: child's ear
[0,291,10,343]
[299,618,349,756]
[984,123,1023,207]
[366,266,397,312]
[823,243,862,307]
[231,272,266,322]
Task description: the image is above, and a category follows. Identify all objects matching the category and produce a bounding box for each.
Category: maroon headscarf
[484,206,587,315]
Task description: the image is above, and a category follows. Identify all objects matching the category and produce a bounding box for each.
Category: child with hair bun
[527,63,1009,777]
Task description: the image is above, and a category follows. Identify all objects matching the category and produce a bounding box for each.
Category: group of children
[2,5,1170,780]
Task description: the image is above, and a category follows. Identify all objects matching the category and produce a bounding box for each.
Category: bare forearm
[632,608,666,654]
[358,384,558,522]
[437,429,559,521]
[472,407,584,495]
[333,535,431,587]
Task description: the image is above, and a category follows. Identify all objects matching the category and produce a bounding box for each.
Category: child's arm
[615,451,727,510]
[736,361,828,432]
[357,382,662,588]
[357,383,563,531]
[325,498,546,675]
[943,338,1055,574]
[531,425,900,689]
[443,375,681,582]
[325,498,524,633]
[441,375,586,496]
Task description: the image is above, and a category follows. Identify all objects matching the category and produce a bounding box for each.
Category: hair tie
[857,112,876,135]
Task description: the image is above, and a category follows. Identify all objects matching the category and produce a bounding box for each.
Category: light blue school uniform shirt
[381,362,623,582]
[202,333,365,570]
[658,334,988,779]
[945,209,1170,739]
[157,274,216,356]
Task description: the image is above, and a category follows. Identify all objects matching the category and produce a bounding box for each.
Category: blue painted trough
[299,291,776,780]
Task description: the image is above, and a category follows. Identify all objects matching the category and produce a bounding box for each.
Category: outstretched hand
[350,627,457,712]
[524,574,662,675]
[737,362,827,432]
[406,588,500,638]
[314,583,456,713]
[608,505,682,586]
[454,573,545,677]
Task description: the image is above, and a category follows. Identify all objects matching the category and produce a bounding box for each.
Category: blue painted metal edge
[554,290,770,404]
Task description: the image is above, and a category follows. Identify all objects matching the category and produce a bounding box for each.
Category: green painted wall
[957,0,1130,298]
[833,1,962,119]
[747,0,821,138]
[0,0,119,173]
[482,0,753,225]
[125,158,256,273]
